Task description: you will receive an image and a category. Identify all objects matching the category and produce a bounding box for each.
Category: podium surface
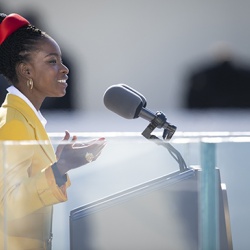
[70,168,232,250]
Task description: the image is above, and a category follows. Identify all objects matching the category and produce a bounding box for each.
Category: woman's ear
[16,62,32,79]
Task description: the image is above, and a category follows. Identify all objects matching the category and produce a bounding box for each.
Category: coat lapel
[3,94,57,163]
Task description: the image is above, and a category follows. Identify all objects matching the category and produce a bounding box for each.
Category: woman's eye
[49,59,57,64]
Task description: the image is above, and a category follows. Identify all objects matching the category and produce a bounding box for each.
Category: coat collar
[2,94,56,162]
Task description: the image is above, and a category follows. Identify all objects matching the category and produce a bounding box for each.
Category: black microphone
[104,84,185,168]
[103,84,177,136]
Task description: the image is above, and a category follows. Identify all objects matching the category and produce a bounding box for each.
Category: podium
[69,168,232,250]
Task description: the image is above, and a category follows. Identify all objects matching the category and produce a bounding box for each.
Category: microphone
[103,84,185,169]
[103,84,177,139]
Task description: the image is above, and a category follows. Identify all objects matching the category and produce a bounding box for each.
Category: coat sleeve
[0,119,71,221]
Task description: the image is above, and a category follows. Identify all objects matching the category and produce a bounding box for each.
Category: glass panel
[1,140,56,250]
[1,133,248,249]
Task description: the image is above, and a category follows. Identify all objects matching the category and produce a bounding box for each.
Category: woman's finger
[63,130,70,141]
[56,130,71,158]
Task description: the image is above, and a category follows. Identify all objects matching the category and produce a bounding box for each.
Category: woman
[0,13,106,249]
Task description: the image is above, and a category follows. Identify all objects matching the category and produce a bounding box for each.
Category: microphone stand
[141,111,188,172]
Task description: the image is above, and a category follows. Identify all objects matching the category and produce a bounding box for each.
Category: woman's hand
[55,130,106,176]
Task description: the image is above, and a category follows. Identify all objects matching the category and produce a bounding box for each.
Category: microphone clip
[141,111,176,140]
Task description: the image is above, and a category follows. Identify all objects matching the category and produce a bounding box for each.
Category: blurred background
[2,1,250,249]
[2,0,250,133]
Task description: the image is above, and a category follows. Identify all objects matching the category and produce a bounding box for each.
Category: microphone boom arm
[141,110,176,140]
[141,111,188,172]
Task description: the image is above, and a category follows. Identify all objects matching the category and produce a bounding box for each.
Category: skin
[15,35,69,111]
[13,35,106,175]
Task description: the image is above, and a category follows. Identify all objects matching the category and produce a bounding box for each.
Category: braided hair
[0,13,47,84]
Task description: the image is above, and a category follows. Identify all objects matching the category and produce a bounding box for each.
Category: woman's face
[27,36,69,99]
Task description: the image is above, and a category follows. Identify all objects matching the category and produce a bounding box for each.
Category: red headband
[0,13,30,45]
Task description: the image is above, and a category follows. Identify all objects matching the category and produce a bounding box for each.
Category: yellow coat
[0,94,71,250]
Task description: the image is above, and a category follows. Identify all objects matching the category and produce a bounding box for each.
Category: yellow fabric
[0,94,71,250]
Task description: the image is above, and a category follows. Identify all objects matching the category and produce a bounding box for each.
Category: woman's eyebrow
[44,52,61,58]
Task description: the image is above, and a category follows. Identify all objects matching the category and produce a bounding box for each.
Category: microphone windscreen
[103,84,144,119]
[117,84,147,108]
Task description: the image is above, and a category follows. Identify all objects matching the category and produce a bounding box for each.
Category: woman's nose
[61,63,69,74]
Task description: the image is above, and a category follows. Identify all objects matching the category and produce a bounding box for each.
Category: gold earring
[26,79,33,90]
